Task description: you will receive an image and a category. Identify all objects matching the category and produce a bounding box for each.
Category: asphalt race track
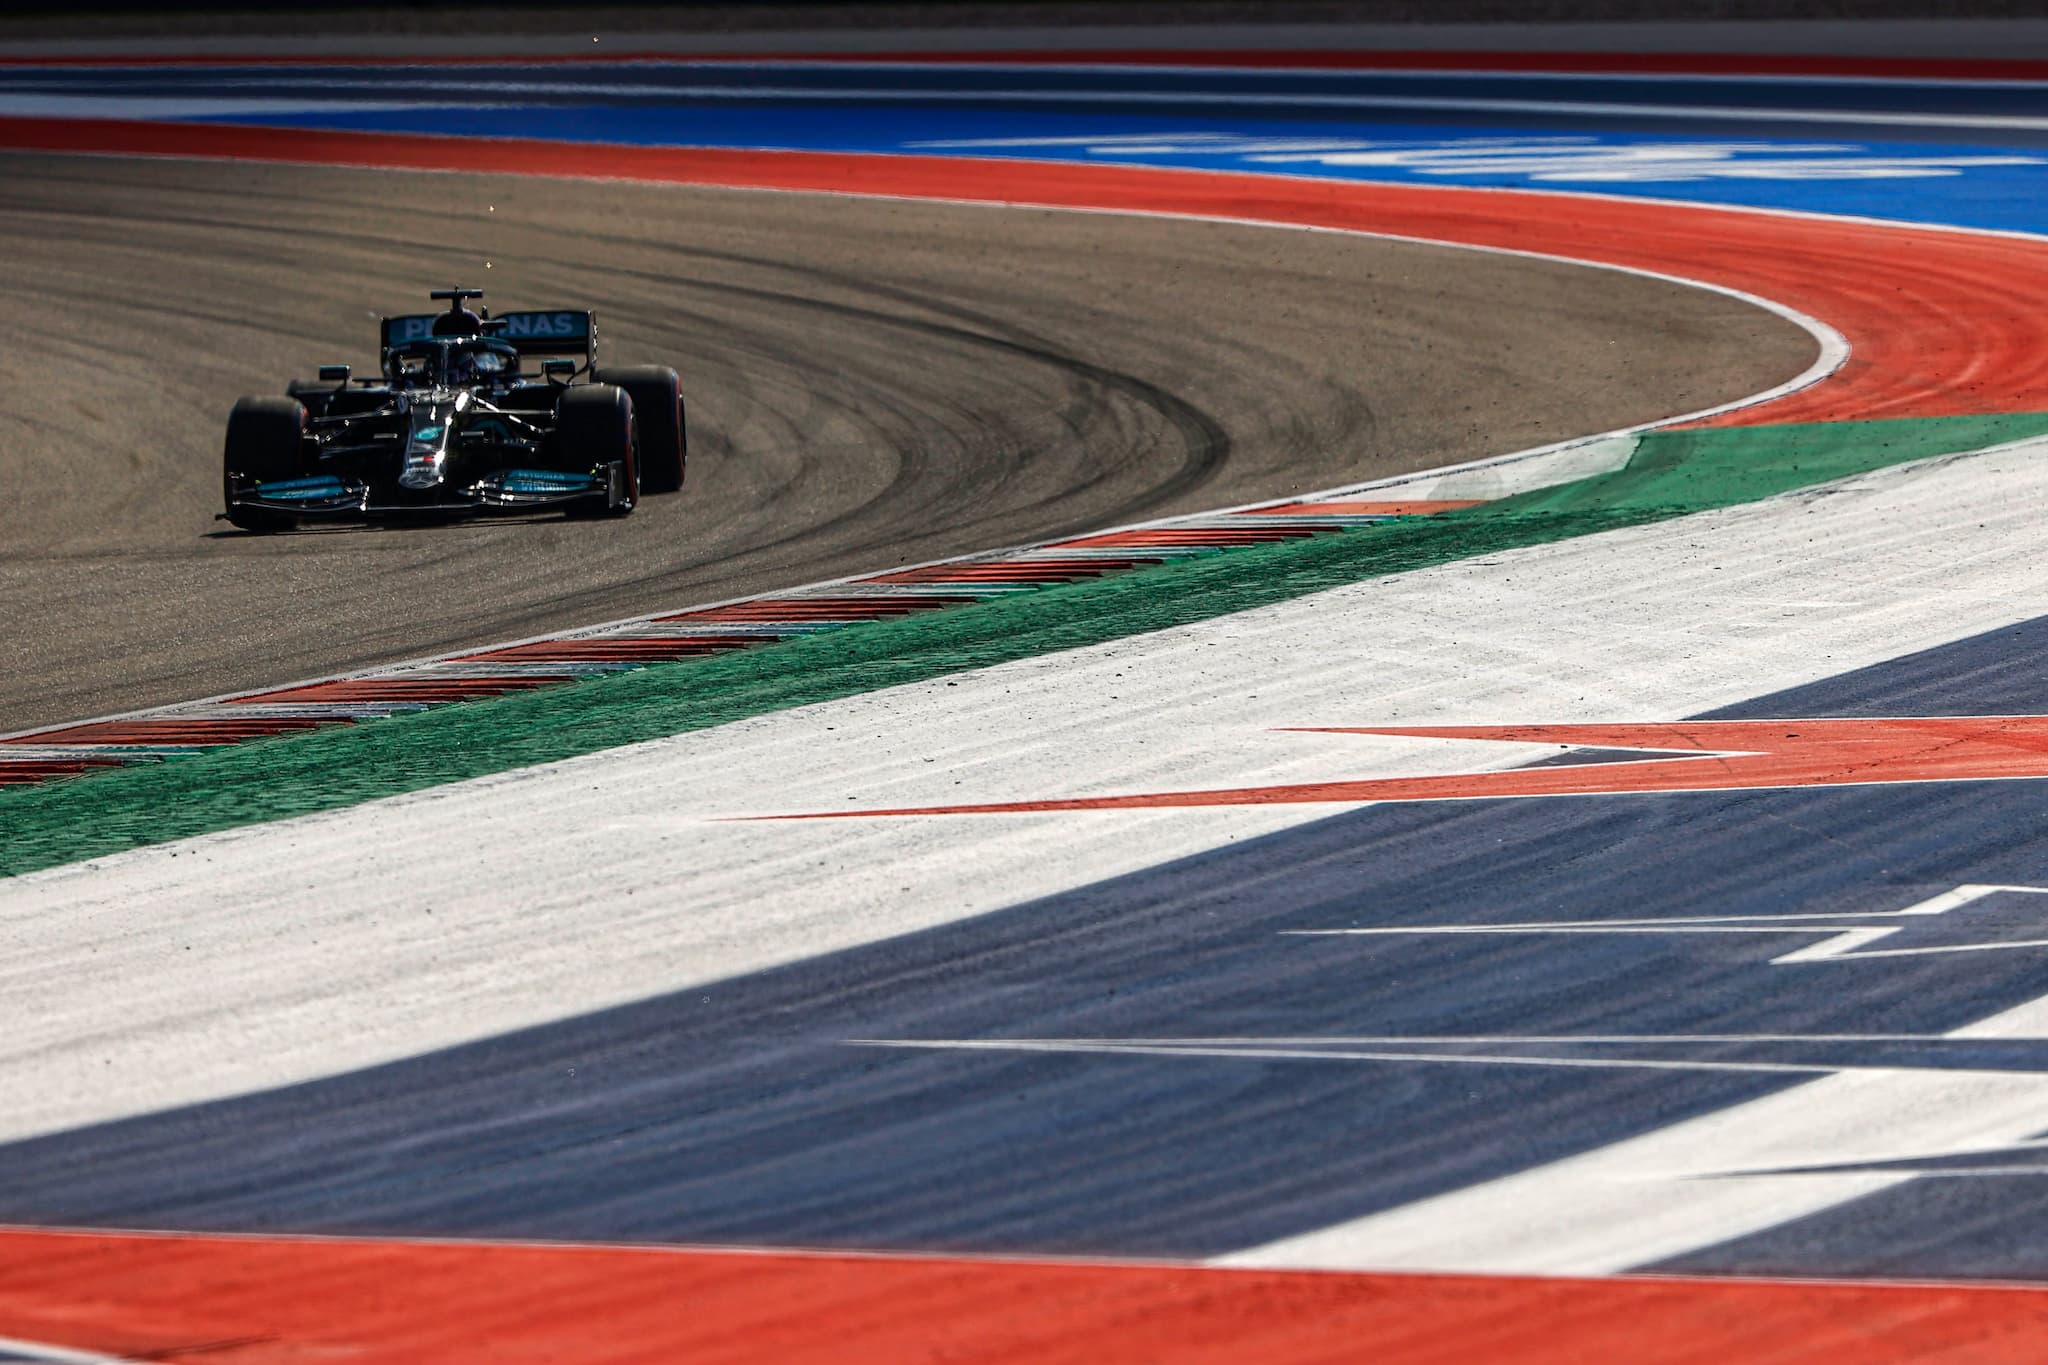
[0,150,1808,733]
[19,22,2048,1365]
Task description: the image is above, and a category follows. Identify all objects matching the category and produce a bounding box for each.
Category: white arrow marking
[1202,984,2048,1275]
[855,1014,2048,1274]
[1289,883,2048,963]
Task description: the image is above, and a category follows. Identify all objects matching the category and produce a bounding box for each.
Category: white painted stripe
[1291,884,2048,963]
[1216,991,2048,1276]
[871,1033,2048,1045]
[0,1337,134,1364]
[858,1035,2048,1081]
[5,433,2048,1152]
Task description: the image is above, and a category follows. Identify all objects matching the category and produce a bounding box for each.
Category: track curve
[20,31,2048,1363]
[0,149,1811,732]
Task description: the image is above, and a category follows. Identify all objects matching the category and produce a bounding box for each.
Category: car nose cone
[398,393,468,490]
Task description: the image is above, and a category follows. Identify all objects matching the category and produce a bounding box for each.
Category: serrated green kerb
[8,410,2048,877]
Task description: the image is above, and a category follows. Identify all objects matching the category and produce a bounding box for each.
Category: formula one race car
[221,287,685,530]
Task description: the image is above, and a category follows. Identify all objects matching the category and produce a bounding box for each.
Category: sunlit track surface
[0,150,1795,735]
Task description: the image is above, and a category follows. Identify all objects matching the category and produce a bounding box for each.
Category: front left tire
[222,395,308,533]
[555,383,638,518]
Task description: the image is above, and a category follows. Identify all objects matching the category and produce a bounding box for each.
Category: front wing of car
[224,463,629,522]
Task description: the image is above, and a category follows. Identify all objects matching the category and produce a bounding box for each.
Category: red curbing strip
[0,502,1400,787]
[232,676,574,705]
[5,1227,2048,1364]
[870,568,1115,584]
[1056,527,1328,547]
[0,120,2037,424]
[657,596,967,622]
[867,558,1163,583]
[1240,499,1486,516]
[6,717,348,747]
[456,636,763,663]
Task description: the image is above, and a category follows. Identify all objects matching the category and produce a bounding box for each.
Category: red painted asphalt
[780,716,2048,816]
[6,1228,2048,1364]
[3,118,2043,429]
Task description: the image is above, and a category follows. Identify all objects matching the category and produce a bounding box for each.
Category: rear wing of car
[379,310,598,365]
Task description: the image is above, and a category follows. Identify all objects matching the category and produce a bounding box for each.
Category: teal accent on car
[502,469,596,494]
[255,476,350,501]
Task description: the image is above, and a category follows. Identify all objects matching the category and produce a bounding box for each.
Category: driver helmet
[431,305,484,338]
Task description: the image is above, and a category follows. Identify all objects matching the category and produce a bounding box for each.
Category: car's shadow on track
[202,512,595,540]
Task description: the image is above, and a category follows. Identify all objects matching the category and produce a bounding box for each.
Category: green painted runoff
[7,411,2047,877]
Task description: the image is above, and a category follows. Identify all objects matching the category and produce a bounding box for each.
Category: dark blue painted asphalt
[1659,1168,2048,1280]
[6,617,2048,1273]
[203,105,2048,232]
[8,62,2048,231]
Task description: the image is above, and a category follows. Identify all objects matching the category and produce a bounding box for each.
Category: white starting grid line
[1289,883,2048,963]
[856,882,2048,1275]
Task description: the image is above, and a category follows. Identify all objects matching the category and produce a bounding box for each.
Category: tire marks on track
[0,143,1795,733]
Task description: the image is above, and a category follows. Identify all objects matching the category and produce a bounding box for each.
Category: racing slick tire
[556,383,638,518]
[595,365,685,495]
[222,395,308,533]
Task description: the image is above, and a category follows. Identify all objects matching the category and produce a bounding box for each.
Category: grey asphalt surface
[0,151,1810,732]
[6,7,2038,56]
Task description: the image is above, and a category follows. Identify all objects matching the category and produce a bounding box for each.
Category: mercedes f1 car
[221,288,685,530]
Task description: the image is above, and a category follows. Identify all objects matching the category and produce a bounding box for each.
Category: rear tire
[555,383,637,518]
[595,365,684,495]
[222,395,307,533]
